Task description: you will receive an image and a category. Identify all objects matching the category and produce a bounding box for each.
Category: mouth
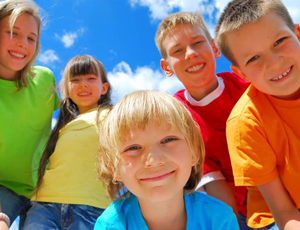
[270,66,292,81]
[186,63,205,73]
[140,170,175,182]
[9,51,26,59]
[78,92,91,96]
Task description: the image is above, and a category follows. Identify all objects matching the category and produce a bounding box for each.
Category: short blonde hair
[215,0,294,65]
[155,11,212,58]
[97,90,205,200]
[0,0,42,89]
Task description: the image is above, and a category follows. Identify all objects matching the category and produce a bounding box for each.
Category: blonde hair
[97,90,205,200]
[155,11,212,58]
[215,0,294,65]
[0,0,42,89]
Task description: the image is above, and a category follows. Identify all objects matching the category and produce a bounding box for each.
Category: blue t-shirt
[94,192,239,230]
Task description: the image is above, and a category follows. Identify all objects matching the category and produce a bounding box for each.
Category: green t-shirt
[0,66,59,198]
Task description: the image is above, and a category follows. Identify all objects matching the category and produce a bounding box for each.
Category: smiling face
[68,74,108,114]
[160,23,220,100]
[228,11,300,100]
[117,121,197,203]
[0,13,38,80]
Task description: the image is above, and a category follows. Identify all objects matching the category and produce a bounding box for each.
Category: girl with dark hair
[23,55,112,230]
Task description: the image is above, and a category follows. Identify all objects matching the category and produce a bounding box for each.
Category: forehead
[163,24,207,47]
[226,11,292,64]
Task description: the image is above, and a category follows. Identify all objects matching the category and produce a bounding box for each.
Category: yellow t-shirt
[226,85,300,228]
[33,108,111,209]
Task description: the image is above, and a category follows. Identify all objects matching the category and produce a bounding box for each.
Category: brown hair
[0,0,42,89]
[97,90,205,200]
[215,0,294,65]
[155,11,212,58]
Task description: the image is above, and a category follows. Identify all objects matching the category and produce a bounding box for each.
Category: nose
[185,46,198,60]
[266,51,283,70]
[144,147,166,168]
[16,36,28,49]
[79,79,88,88]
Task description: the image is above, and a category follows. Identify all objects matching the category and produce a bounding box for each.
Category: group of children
[0,0,299,229]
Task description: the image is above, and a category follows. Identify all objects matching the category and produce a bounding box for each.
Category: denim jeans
[22,202,104,230]
[0,185,30,226]
[239,213,254,230]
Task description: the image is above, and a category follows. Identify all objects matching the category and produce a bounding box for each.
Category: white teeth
[187,64,204,73]
[79,93,90,96]
[10,51,25,58]
[271,68,291,81]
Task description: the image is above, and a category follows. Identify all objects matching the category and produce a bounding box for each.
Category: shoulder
[174,89,186,101]
[187,192,239,229]
[188,192,234,214]
[228,85,270,121]
[94,198,127,230]
[29,66,56,86]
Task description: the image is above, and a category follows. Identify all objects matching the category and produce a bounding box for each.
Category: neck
[138,191,187,230]
[187,75,218,101]
[0,67,18,81]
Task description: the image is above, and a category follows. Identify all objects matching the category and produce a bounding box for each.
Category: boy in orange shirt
[155,12,250,229]
[216,0,300,229]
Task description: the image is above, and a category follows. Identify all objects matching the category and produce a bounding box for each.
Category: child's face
[0,13,38,80]
[68,74,108,114]
[160,24,220,94]
[117,121,197,203]
[228,11,300,100]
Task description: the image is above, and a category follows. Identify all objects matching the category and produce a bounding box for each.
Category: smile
[9,51,26,59]
[186,63,204,73]
[270,66,292,81]
[78,92,91,96]
[140,170,175,182]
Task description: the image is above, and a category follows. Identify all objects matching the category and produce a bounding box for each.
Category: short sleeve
[226,115,278,186]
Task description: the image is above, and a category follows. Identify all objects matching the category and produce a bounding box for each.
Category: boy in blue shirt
[94,90,239,230]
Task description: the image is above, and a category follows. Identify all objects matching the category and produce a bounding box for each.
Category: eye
[124,145,141,152]
[173,48,183,54]
[246,55,259,65]
[161,137,177,144]
[28,37,36,42]
[70,78,79,83]
[88,77,97,81]
[274,37,287,46]
[193,40,203,46]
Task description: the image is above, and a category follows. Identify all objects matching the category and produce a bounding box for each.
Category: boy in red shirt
[155,12,250,229]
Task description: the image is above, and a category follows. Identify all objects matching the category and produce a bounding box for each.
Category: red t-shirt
[174,72,249,216]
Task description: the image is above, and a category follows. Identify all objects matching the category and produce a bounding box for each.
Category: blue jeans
[0,185,30,226]
[22,202,104,230]
[239,214,254,230]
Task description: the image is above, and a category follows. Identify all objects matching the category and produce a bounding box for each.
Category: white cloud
[107,61,183,103]
[56,27,85,48]
[129,0,300,24]
[37,49,59,65]
[52,118,58,129]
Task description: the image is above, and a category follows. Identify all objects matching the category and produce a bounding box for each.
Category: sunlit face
[228,11,300,100]
[0,13,38,80]
[68,74,108,114]
[117,121,197,204]
[161,24,220,98]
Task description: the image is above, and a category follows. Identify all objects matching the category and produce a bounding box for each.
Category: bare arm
[258,177,300,230]
[203,179,241,227]
[0,205,9,230]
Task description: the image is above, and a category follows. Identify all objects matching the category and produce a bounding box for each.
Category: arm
[258,177,300,230]
[204,179,241,227]
[0,206,9,230]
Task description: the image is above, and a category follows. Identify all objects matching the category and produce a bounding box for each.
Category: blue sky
[33,0,300,105]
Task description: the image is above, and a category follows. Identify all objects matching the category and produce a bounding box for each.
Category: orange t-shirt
[226,85,300,228]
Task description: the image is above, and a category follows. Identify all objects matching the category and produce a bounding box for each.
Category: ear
[101,82,109,95]
[160,58,174,77]
[295,24,300,41]
[210,39,221,59]
[231,65,250,82]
